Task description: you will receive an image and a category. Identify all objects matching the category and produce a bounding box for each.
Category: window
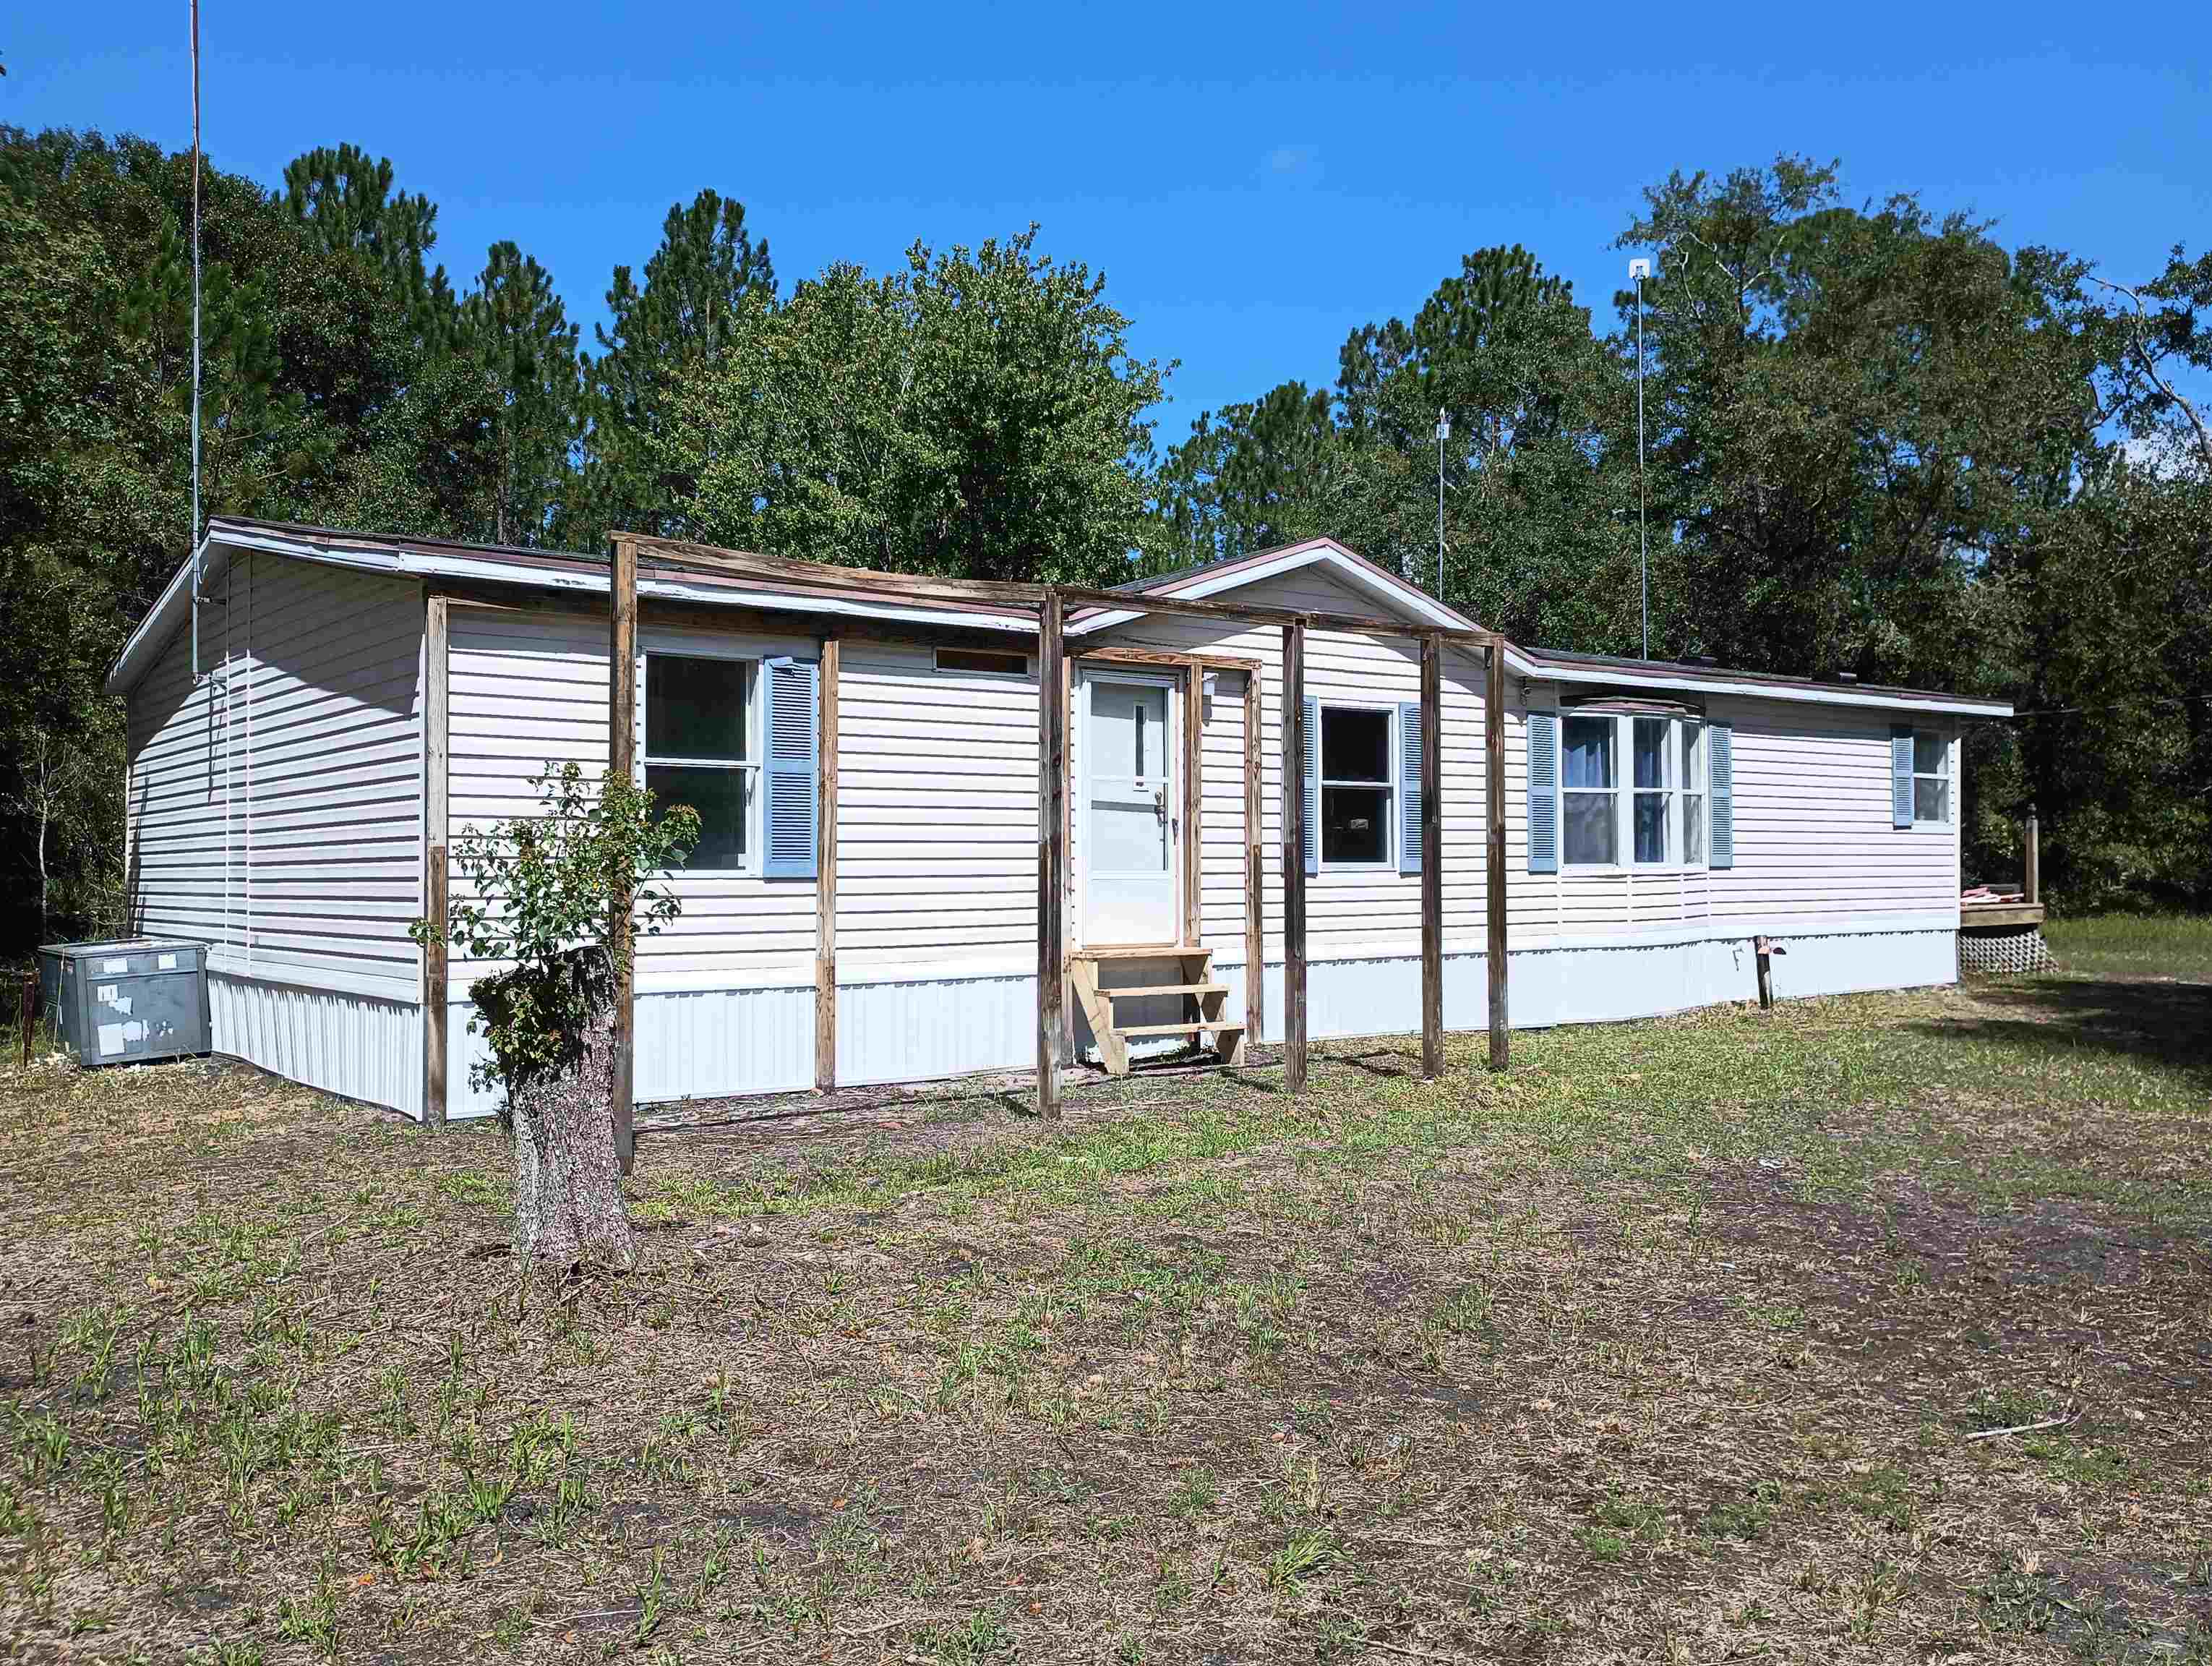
[1681,722,1708,867]
[1912,730,1949,824]
[1319,706,1392,866]
[935,646,1030,678]
[643,653,755,870]
[1632,717,1673,863]
[1561,712,1708,868]
[1561,715,1616,865]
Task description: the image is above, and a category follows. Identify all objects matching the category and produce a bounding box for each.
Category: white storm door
[1080,670,1180,945]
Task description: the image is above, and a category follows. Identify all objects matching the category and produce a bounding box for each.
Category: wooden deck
[1961,900,2046,929]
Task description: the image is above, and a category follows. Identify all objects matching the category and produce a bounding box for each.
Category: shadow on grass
[1919,975,2212,1088]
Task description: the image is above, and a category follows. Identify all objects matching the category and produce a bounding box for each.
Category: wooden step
[1115,1020,1246,1039]
[1101,982,1228,1000]
[1072,943,1209,961]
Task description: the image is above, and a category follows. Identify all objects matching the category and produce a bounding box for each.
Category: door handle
[1153,786,1167,825]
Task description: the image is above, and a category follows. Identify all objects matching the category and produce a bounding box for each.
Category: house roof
[1066,536,1477,637]
[108,518,2012,717]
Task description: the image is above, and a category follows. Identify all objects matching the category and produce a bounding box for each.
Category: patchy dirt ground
[1,961,2207,1665]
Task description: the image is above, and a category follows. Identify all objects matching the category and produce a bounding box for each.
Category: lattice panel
[1960,926,2057,977]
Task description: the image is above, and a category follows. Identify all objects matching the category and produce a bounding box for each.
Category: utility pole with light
[189,0,205,679]
[1434,408,1449,601]
[1629,257,1651,659]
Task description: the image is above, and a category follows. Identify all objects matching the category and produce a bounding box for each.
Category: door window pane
[1091,794,1167,872]
[647,765,750,868]
[647,655,750,761]
[1092,682,1166,779]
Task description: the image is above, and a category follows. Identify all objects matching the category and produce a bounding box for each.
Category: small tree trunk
[479,951,639,1273]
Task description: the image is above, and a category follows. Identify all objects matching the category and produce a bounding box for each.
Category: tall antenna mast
[1629,257,1651,659]
[189,0,205,679]
[1433,408,1449,600]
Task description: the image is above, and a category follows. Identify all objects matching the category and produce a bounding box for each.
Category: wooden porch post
[423,592,450,1128]
[1037,591,1066,1119]
[1183,659,1204,950]
[1419,633,1444,1080]
[1281,620,1307,1093]
[609,535,638,1172]
[2023,801,2040,905]
[1485,639,1509,1070]
[1243,668,1264,1048]
[815,635,840,1092]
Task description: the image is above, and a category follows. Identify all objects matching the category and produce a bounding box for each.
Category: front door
[1079,669,1180,945]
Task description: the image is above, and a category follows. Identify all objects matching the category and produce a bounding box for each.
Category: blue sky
[10,2,2209,445]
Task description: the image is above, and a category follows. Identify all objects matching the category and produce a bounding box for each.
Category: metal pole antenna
[190,0,204,679]
[1433,408,1449,600]
[1630,258,1650,659]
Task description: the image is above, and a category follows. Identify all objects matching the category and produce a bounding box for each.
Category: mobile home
[110,518,2009,1119]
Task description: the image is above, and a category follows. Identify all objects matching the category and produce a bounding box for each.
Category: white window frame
[1317,701,1397,872]
[1681,720,1709,868]
[640,646,762,876]
[1560,712,1621,869]
[1911,729,1951,827]
[1561,711,1708,873]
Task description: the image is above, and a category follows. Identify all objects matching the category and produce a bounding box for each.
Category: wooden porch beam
[609,534,639,1171]
[815,635,840,1093]
[1486,640,1510,1071]
[1420,633,1444,1080]
[622,535,1498,647]
[1281,621,1308,1093]
[1036,589,1066,1119]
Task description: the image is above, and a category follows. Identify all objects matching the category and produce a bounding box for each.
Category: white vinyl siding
[444,607,819,988]
[1516,696,1959,931]
[126,551,426,996]
[834,641,1039,975]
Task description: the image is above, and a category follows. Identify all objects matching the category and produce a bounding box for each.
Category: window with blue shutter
[1302,694,1320,876]
[1890,725,1914,829]
[762,656,819,879]
[1527,711,1559,873]
[1397,701,1423,875]
[1708,719,1735,868]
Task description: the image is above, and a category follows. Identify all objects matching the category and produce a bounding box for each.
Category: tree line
[1,130,2205,951]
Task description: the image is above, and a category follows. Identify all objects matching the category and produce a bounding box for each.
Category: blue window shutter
[1890,725,1913,828]
[1709,719,1735,869]
[1397,701,1423,875]
[1527,711,1558,873]
[1302,695,1320,876]
[763,656,819,879]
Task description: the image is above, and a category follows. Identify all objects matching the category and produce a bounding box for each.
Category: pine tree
[460,242,580,545]
[560,189,776,547]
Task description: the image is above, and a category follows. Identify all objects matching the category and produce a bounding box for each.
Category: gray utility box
[37,939,210,1067]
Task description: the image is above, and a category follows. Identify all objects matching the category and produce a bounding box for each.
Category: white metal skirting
[434,927,1958,1113]
[208,971,424,1120]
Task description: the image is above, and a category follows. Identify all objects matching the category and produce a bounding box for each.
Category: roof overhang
[107,521,2011,719]
[1517,652,2012,718]
[106,521,1032,694]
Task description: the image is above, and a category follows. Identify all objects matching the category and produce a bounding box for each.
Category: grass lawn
[1,939,2208,1664]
